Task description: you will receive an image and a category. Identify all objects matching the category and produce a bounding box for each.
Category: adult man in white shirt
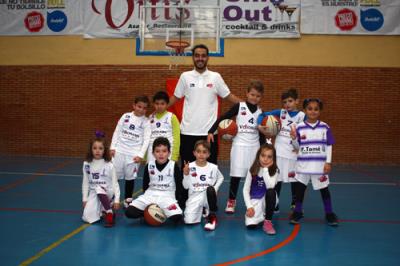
[169,44,240,165]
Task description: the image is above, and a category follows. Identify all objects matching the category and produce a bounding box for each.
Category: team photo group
[81,44,339,235]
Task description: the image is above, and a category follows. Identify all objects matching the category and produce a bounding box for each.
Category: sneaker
[225,199,236,214]
[290,211,303,224]
[123,198,133,209]
[104,212,115,227]
[274,205,280,214]
[204,215,217,231]
[326,212,339,226]
[263,220,276,235]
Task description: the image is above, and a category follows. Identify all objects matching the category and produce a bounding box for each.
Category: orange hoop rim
[166,40,190,54]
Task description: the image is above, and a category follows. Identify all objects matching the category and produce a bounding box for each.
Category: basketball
[218,119,238,140]
[143,204,167,226]
[261,115,281,136]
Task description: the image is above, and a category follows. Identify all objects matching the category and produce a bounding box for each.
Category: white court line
[0,171,397,186]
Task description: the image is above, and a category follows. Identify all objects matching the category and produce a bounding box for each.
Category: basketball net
[166,40,190,70]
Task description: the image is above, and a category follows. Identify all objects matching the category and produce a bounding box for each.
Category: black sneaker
[326,213,339,226]
[290,211,303,224]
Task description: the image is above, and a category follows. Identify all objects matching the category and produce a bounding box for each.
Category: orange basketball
[261,115,281,136]
[144,204,167,226]
[218,119,238,140]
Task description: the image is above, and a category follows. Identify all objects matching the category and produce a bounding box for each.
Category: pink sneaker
[225,199,236,214]
[263,220,276,235]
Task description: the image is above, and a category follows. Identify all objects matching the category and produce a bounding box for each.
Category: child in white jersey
[82,131,120,227]
[257,89,305,213]
[243,143,279,235]
[147,91,180,163]
[289,99,338,226]
[110,95,151,208]
[208,80,265,214]
[183,140,224,231]
[125,137,184,223]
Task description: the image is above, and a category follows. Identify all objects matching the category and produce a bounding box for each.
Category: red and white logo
[319,175,328,182]
[24,11,44,33]
[167,204,177,210]
[335,9,357,31]
[206,83,213,88]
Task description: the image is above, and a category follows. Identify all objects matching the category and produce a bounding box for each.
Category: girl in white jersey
[208,80,265,214]
[289,99,338,226]
[258,89,305,213]
[183,140,224,231]
[82,132,120,227]
[243,144,279,235]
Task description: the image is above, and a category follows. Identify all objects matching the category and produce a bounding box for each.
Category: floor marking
[0,160,72,193]
[17,189,143,266]
[19,224,91,266]
[214,224,300,266]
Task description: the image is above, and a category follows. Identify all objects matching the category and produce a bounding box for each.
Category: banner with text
[84,0,300,39]
[0,0,82,36]
[301,0,400,35]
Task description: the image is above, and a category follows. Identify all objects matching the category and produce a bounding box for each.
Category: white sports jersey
[147,160,176,193]
[82,159,120,203]
[183,162,224,195]
[111,112,151,158]
[275,109,305,160]
[295,121,335,175]
[174,69,231,135]
[233,102,262,146]
[148,112,173,151]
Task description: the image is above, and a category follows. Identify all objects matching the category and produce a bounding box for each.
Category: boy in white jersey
[82,132,120,227]
[257,89,305,213]
[147,91,180,162]
[111,96,151,208]
[208,80,265,214]
[125,137,184,223]
[289,99,338,226]
[183,140,224,231]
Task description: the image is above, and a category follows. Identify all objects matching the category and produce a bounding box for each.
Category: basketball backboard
[136,1,224,57]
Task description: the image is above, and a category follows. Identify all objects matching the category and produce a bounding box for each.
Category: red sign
[24,11,44,33]
[335,9,357,31]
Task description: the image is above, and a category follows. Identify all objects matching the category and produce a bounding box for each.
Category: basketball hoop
[166,40,190,69]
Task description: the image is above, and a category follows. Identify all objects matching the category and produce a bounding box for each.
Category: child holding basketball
[82,131,120,227]
[182,140,224,231]
[243,143,279,235]
[110,95,151,208]
[147,91,180,162]
[208,80,265,214]
[257,89,305,213]
[125,137,184,223]
[289,98,338,226]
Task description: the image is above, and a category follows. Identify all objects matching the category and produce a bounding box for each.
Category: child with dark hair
[110,95,151,208]
[208,80,265,214]
[257,88,305,213]
[125,137,184,223]
[182,140,224,231]
[147,91,180,162]
[289,98,338,226]
[82,132,120,227]
[243,144,279,235]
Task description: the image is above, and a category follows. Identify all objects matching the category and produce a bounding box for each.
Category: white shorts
[184,191,208,224]
[230,145,259,177]
[82,187,114,224]
[244,194,279,226]
[295,173,330,190]
[113,152,140,180]
[277,156,297,183]
[130,190,182,218]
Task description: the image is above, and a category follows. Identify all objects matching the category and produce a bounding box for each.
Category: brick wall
[1,65,399,164]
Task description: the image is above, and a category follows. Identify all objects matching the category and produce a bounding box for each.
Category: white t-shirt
[174,69,231,135]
